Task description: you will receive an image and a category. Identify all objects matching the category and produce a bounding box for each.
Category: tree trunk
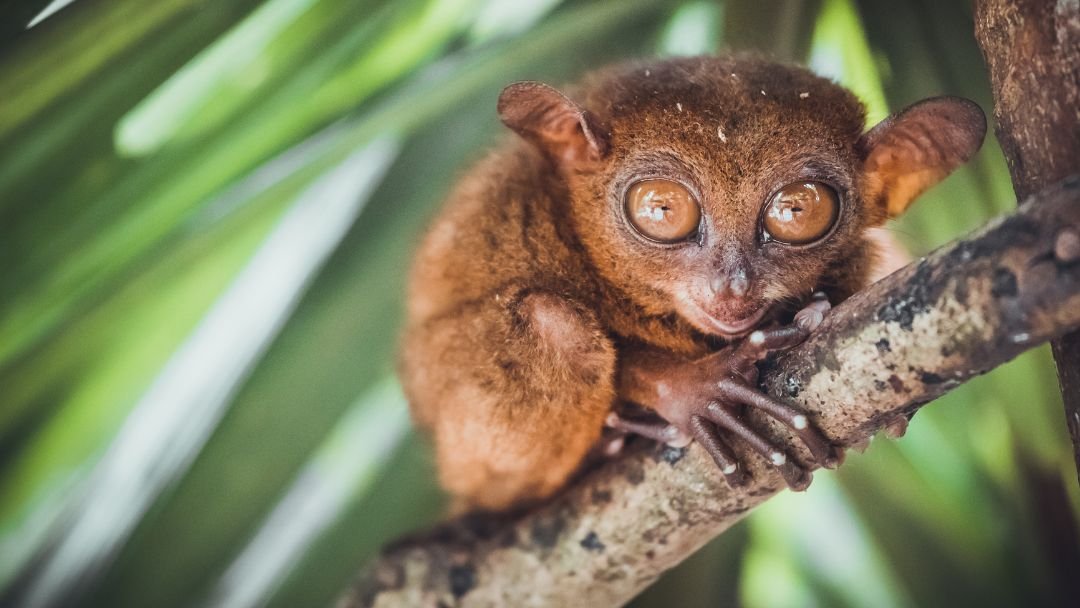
[974,0,1080,484]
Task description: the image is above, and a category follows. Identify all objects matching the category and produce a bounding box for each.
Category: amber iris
[762,181,839,244]
[625,179,701,243]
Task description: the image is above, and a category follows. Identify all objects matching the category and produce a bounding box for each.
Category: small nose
[709,268,750,298]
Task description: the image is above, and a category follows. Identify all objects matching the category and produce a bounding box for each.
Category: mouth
[680,299,770,338]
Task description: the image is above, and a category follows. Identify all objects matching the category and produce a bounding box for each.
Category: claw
[779,462,812,491]
[602,434,625,456]
[883,414,910,439]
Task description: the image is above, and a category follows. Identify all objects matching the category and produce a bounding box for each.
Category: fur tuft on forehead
[578,55,867,145]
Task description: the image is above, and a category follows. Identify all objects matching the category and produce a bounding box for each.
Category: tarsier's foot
[607,293,841,490]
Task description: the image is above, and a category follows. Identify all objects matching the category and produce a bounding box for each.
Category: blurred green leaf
[265,433,446,608]
[3,131,401,606]
[0,0,475,374]
[0,0,268,364]
[743,474,912,608]
[0,0,55,45]
[0,0,224,140]
[659,0,723,56]
[3,1,1078,607]
[723,0,821,60]
[205,378,413,608]
[809,0,888,123]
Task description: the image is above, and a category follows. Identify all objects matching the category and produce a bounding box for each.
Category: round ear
[859,96,986,218]
[497,81,609,164]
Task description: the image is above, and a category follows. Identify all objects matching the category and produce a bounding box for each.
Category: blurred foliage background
[1,0,1078,606]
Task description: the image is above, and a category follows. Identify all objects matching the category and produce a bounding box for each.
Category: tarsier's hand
[608,294,840,489]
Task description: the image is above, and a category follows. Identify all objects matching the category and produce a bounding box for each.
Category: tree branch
[974,0,1080,486]
[340,179,1080,608]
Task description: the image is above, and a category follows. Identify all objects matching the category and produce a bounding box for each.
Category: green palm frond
[1,1,1076,607]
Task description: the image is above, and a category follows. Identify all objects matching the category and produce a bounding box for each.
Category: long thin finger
[689,415,747,486]
[745,324,807,351]
[718,382,839,469]
[605,412,690,447]
[731,326,806,374]
[703,402,811,489]
[738,293,833,358]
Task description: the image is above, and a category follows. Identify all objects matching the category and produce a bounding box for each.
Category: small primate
[400,55,985,511]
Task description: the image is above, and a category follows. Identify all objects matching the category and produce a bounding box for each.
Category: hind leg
[400,289,616,511]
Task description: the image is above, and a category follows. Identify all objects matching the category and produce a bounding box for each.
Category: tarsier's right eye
[624,179,701,243]
[762,181,840,245]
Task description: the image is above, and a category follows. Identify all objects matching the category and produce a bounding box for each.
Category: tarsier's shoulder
[405,141,574,322]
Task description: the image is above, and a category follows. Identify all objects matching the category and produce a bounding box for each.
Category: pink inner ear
[860,96,986,217]
[524,103,606,163]
[548,116,604,163]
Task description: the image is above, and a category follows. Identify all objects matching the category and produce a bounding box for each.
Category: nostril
[709,275,727,295]
[710,269,750,297]
[728,269,749,297]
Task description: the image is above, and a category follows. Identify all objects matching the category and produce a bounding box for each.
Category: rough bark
[339,178,1080,608]
[974,0,1080,483]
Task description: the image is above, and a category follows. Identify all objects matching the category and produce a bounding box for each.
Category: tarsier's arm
[402,56,985,512]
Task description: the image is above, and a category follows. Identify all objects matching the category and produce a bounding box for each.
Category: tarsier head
[498,56,986,338]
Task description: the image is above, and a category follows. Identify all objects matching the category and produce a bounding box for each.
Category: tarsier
[400,55,985,511]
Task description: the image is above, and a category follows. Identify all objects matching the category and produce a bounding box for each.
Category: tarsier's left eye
[625,179,701,243]
[762,181,840,245]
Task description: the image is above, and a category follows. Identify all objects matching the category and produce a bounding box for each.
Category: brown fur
[399,55,985,511]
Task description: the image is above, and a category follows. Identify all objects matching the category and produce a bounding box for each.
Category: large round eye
[624,179,701,243]
[762,181,840,245]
